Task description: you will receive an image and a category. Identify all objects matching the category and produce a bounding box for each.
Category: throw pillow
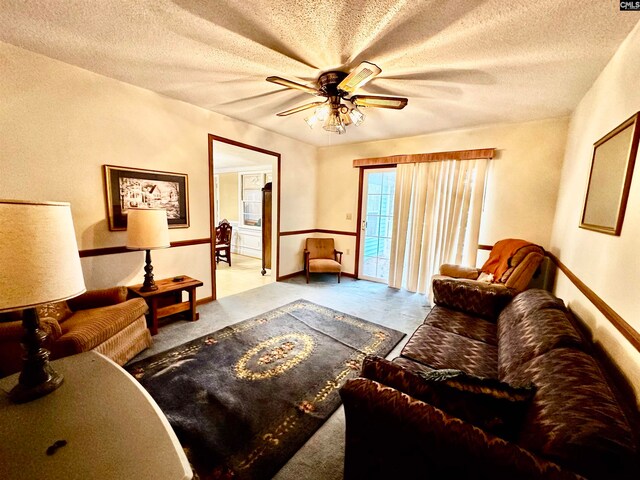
[362,356,535,441]
[35,301,73,323]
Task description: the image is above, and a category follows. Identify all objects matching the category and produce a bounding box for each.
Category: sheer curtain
[388,159,488,294]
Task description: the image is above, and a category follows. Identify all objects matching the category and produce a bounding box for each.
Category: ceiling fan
[266,61,408,134]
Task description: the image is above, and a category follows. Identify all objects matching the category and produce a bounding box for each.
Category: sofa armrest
[340,378,576,480]
[432,276,516,321]
[334,250,343,264]
[504,252,545,291]
[67,287,128,311]
[439,263,480,279]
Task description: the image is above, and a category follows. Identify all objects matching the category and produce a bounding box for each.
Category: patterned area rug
[127,299,404,480]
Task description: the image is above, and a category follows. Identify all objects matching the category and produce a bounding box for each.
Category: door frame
[208,134,281,300]
[355,165,396,281]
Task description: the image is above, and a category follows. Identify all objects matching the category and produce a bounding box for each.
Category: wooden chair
[304,238,343,283]
[215,219,232,266]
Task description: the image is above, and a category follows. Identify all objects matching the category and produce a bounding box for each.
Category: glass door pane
[359,168,396,283]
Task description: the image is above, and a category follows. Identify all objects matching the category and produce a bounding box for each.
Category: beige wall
[0,41,318,297]
[550,22,640,401]
[218,172,239,222]
[316,117,569,274]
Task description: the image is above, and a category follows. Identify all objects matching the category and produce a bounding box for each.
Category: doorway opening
[358,168,396,283]
[209,136,280,300]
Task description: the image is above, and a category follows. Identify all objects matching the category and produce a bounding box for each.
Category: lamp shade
[125,208,170,250]
[0,200,86,313]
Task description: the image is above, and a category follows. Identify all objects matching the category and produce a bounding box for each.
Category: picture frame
[104,165,189,231]
[580,112,640,236]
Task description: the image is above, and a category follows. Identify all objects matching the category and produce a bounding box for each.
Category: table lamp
[126,208,170,292]
[0,200,86,403]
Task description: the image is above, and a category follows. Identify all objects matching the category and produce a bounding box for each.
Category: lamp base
[9,308,64,404]
[139,249,158,292]
[9,366,63,404]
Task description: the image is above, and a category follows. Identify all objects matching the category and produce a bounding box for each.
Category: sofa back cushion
[432,277,515,320]
[498,308,587,379]
[498,289,566,328]
[503,347,637,479]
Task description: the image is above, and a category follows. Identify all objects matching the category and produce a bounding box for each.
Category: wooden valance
[353,148,495,168]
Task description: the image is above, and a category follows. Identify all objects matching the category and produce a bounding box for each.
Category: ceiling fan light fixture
[266,61,407,135]
[322,111,345,134]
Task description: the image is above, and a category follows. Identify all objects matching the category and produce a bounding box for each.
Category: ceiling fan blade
[276,101,326,117]
[266,76,320,95]
[351,95,408,109]
[337,61,382,93]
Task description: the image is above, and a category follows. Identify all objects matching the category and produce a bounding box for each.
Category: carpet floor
[129,275,430,479]
[128,299,404,479]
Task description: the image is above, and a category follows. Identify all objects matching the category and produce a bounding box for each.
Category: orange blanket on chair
[480,239,533,281]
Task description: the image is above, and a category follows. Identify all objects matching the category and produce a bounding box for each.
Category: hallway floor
[215,253,274,299]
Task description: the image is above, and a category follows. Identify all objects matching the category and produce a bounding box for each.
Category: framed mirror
[580,112,640,235]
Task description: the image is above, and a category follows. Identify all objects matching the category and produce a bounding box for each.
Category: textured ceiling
[1,1,638,147]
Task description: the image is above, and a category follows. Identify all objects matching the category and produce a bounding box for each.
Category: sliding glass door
[358,168,396,283]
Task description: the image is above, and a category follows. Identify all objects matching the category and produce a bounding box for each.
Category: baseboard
[276,271,356,281]
[196,296,214,305]
[277,270,304,281]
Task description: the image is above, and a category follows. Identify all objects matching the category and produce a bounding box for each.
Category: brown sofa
[340,280,639,479]
[0,287,152,377]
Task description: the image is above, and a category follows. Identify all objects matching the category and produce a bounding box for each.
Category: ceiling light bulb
[305,114,319,129]
[349,107,365,126]
[315,105,329,122]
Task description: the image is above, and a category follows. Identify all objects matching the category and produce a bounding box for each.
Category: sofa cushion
[425,306,498,345]
[432,276,515,320]
[498,308,587,379]
[362,356,535,441]
[401,324,498,378]
[392,356,435,375]
[54,298,148,356]
[498,289,566,331]
[308,258,341,273]
[503,347,637,479]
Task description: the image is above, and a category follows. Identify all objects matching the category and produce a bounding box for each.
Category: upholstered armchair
[0,287,151,377]
[215,219,232,266]
[434,239,545,295]
[304,238,343,283]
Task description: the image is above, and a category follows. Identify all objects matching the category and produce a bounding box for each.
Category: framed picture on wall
[580,112,640,236]
[103,165,190,231]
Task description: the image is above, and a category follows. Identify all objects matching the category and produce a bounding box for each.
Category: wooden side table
[0,352,192,480]
[128,276,203,335]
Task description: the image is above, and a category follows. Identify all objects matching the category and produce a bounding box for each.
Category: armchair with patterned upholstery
[433,239,545,295]
[0,287,151,377]
[304,238,343,283]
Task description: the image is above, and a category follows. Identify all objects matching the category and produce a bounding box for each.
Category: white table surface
[0,351,192,480]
